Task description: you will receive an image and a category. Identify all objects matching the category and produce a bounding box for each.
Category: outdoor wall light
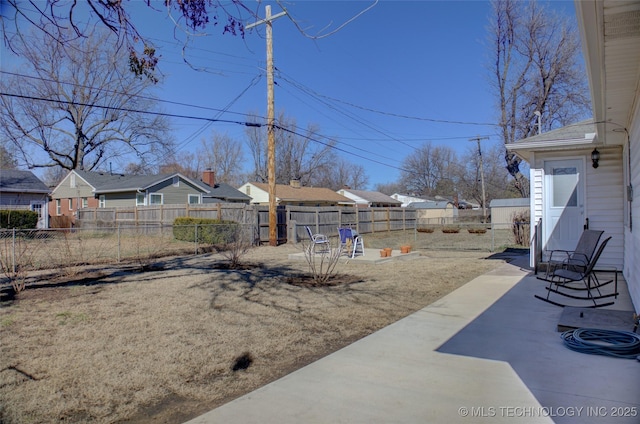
[591,148,600,169]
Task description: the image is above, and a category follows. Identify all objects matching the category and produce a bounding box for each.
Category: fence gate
[256,205,287,244]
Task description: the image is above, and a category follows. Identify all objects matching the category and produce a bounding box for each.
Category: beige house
[408,201,457,225]
[238,181,355,207]
[489,198,530,229]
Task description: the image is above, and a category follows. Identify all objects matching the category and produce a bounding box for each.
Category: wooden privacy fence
[77,204,418,244]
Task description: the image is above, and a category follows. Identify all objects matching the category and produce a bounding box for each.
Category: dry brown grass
[0,241,506,424]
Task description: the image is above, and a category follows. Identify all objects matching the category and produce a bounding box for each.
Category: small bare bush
[218,225,255,269]
[512,211,530,246]
[302,239,342,285]
[0,233,33,296]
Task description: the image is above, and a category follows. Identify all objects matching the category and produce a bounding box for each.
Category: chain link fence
[362,222,531,252]
[0,220,530,281]
[0,224,256,276]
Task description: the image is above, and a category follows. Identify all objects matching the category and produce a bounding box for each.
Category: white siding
[529,167,544,267]
[624,102,640,313]
[238,183,269,204]
[584,146,625,270]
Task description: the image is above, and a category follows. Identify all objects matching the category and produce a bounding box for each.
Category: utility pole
[246,6,287,246]
[469,136,489,222]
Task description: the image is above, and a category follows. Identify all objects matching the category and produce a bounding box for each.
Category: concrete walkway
[185,254,639,424]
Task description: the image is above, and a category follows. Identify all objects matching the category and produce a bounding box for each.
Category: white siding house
[508,0,640,313]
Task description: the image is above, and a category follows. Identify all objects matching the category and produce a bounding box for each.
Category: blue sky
[3,0,578,189]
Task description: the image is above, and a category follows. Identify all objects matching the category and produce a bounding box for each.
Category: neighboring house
[337,188,402,208]
[489,198,530,229]
[507,0,640,313]
[0,169,50,228]
[408,200,457,225]
[238,180,355,207]
[200,170,251,204]
[391,193,428,207]
[50,169,245,224]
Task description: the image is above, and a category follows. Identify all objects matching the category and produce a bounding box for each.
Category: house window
[70,173,76,188]
[82,198,88,208]
[68,198,73,210]
[149,193,163,205]
[99,195,106,208]
[56,199,61,215]
[188,194,200,204]
[136,193,146,206]
[172,176,179,187]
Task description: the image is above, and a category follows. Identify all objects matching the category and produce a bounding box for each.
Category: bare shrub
[512,211,530,246]
[302,239,342,285]
[0,232,34,296]
[218,225,255,269]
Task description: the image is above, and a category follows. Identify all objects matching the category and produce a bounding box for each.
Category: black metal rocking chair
[537,229,603,281]
[535,236,618,308]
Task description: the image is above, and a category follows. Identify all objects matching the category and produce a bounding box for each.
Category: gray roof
[514,119,595,144]
[342,189,402,205]
[489,198,530,208]
[75,170,211,193]
[0,169,49,193]
[203,181,251,202]
[407,201,453,209]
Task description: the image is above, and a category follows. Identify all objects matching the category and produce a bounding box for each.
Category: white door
[30,201,47,229]
[544,159,585,251]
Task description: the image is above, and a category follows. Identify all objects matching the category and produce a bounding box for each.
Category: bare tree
[375,181,407,196]
[0,28,173,172]
[314,157,369,191]
[198,133,245,186]
[456,142,522,208]
[158,151,201,180]
[2,0,250,80]
[246,112,336,185]
[489,0,590,196]
[0,143,17,169]
[400,143,458,197]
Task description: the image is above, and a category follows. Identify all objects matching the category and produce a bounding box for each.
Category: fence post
[491,222,495,252]
[12,228,16,273]
[195,223,198,255]
[117,223,121,262]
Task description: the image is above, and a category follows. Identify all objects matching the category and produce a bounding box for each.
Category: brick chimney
[202,169,216,187]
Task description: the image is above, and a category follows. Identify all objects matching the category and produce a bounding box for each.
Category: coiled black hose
[561,328,640,359]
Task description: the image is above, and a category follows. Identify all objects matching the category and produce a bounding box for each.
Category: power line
[0,91,262,128]
[0,70,263,120]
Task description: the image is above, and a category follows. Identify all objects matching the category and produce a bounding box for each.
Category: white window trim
[136,193,146,206]
[68,198,73,210]
[99,195,106,208]
[82,198,88,208]
[56,199,61,215]
[149,193,163,205]
[188,194,201,204]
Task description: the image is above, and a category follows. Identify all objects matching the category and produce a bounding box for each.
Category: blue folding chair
[338,227,364,258]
